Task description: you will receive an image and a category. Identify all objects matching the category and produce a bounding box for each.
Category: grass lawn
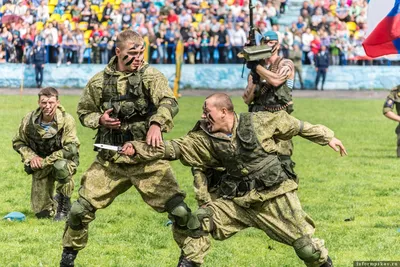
[0,94,399,267]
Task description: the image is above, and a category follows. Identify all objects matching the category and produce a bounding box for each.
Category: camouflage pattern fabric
[31,167,75,214]
[131,111,335,266]
[63,58,183,250]
[173,180,328,266]
[62,159,184,249]
[77,57,177,133]
[383,85,400,157]
[12,105,80,215]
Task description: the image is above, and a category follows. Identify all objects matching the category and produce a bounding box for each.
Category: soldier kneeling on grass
[12,87,80,221]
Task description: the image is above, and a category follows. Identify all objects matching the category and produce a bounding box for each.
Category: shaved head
[206,93,234,113]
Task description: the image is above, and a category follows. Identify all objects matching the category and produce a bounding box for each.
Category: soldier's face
[116,41,145,72]
[202,100,223,133]
[38,96,59,117]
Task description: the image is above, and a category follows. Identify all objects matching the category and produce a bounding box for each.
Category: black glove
[251,71,260,84]
[24,164,34,175]
[246,61,259,73]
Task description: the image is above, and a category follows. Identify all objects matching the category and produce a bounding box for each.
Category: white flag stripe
[366,0,395,36]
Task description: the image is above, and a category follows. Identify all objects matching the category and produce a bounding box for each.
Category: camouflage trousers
[31,160,75,215]
[174,180,329,267]
[62,158,185,250]
[396,124,400,157]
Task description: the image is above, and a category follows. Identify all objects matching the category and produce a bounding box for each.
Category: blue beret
[262,31,279,41]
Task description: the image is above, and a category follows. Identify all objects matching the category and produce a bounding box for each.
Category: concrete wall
[0,63,398,90]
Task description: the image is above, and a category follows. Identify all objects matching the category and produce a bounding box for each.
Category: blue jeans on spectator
[101,49,108,64]
[201,46,210,64]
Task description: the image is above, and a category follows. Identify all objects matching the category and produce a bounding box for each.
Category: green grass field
[0,95,399,267]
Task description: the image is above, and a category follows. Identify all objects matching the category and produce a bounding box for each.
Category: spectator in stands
[336,0,350,22]
[62,30,78,65]
[74,28,85,64]
[102,3,113,23]
[36,1,49,22]
[155,24,167,64]
[89,9,100,29]
[315,45,329,90]
[300,1,313,17]
[43,22,58,63]
[230,23,246,63]
[313,0,328,15]
[310,35,321,62]
[89,32,101,64]
[167,9,179,25]
[301,27,313,65]
[22,10,34,24]
[215,23,230,64]
[200,31,211,64]
[99,30,110,64]
[266,1,278,25]
[31,39,46,88]
[165,22,178,64]
[296,16,308,32]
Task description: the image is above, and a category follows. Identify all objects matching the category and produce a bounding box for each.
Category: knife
[94,144,122,152]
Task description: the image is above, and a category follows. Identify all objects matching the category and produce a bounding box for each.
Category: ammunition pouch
[219,156,288,199]
[279,155,297,183]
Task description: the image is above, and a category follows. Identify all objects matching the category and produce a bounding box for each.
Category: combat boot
[320,256,333,267]
[54,194,71,221]
[177,254,200,267]
[60,247,78,267]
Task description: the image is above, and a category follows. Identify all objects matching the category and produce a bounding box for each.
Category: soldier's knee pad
[68,198,93,230]
[165,194,191,228]
[53,159,71,184]
[187,207,214,237]
[293,235,321,263]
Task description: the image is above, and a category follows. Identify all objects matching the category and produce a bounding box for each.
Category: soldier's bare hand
[120,142,135,156]
[328,137,348,156]
[146,123,162,147]
[100,108,121,129]
[48,102,59,118]
[30,156,43,170]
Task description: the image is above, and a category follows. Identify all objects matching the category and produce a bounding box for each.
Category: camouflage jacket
[12,105,80,167]
[130,111,334,204]
[77,56,177,133]
[383,85,400,115]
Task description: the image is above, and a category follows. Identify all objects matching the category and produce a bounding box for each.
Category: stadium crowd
[0,0,386,66]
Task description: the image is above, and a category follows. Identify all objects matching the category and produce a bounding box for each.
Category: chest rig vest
[200,113,288,198]
[96,65,157,150]
[26,112,63,158]
[251,57,293,113]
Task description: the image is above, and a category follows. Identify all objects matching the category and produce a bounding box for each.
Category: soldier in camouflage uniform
[383,85,400,157]
[243,30,297,183]
[12,87,79,221]
[125,93,347,267]
[60,30,192,266]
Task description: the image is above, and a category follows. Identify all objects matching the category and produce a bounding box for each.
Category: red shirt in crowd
[311,38,321,55]
[168,13,179,24]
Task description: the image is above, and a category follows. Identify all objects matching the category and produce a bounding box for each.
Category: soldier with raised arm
[122,93,346,267]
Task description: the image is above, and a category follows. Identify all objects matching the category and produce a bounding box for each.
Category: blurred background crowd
[0,0,392,66]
